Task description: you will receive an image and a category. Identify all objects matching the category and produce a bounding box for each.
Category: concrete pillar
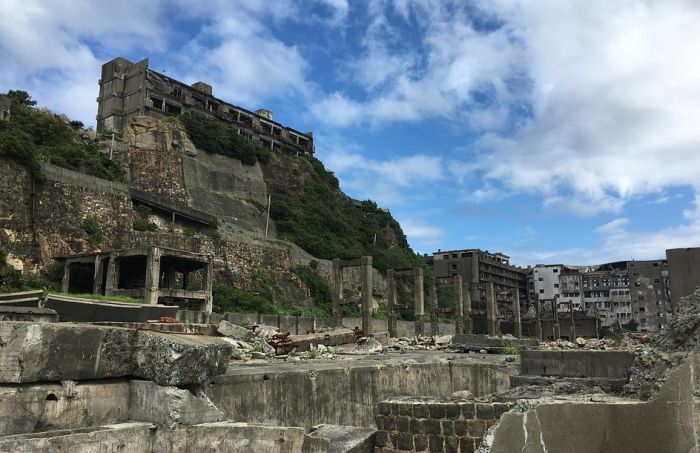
[429,277,438,337]
[414,267,424,337]
[203,257,213,314]
[104,254,117,296]
[331,259,342,328]
[569,300,576,340]
[387,270,397,338]
[360,256,373,336]
[463,284,472,334]
[553,295,561,340]
[535,293,543,341]
[454,275,464,335]
[486,282,498,336]
[144,246,162,305]
[512,290,522,339]
[61,261,71,293]
[93,255,106,295]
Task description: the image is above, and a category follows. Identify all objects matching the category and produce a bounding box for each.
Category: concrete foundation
[519,350,634,379]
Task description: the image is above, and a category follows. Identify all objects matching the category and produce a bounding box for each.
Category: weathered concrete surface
[43,295,179,323]
[129,380,224,428]
[486,355,700,453]
[218,320,251,340]
[0,322,230,385]
[0,322,134,383]
[162,422,306,453]
[303,424,376,453]
[291,328,357,352]
[93,321,217,336]
[205,353,514,429]
[451,334,538,353]
[0,306,58,322]
[133,331,232,386]
[519,350,634,378]
[0,380,130,436]
[0,422,154,453]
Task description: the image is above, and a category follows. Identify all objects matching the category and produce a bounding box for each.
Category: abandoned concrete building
[529,260,670,333]
[56,246,213,312]
[666,247,700,310]
[427,249,528,313]
[96,57,314,154]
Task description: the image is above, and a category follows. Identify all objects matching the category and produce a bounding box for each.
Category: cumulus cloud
[395,217,444,252]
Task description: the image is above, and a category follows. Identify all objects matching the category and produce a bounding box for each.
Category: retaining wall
[519,350,634,378]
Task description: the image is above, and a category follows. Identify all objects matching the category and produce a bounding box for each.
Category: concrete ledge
[304,424,376,453]
[0,306,58,322]
[0,322,231,385]
[510,375,627,393]
[44,295,178,323]
[520,350,634,379]
[451,334,539,353]
[0,422,154,453]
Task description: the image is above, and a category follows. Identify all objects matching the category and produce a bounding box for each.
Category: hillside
[0,91,424,316]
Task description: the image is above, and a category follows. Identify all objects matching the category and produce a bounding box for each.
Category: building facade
[97,57,314,155]
[628,260,669,331]
[666,247,700,310]
[428,249,529,312]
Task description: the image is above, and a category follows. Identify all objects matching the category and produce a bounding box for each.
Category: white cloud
[396,217,444,252]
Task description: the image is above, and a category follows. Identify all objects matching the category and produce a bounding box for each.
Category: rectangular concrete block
[0,322,134,383]
[133,331,232,386]
[0,322,231,386]
[519,350,635,378]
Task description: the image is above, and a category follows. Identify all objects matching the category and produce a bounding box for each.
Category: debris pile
[386,335,452,352]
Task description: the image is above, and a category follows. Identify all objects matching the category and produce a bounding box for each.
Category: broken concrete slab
[217,320,250,340]
[304,424,376,453]
[129,380,224,428]
[0,322,231,386]
[0,322,134,383]
[290,328,356,352]
[0,306,58,322]
[133,331,232,386]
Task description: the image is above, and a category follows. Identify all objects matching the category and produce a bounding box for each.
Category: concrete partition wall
[488,355,700,453]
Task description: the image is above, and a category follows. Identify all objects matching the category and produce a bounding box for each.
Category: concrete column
[203,257,213,314]
[144,246,162,305]
[429,277,438,336]
[360,256,373,336]
[454,275,464,335]
[569,300,576,340]
[535,293,543,341]
[414,267,424,337]
[553,295,561,340]
[387,270,397,338]
[463,284,472,334]
[331,259,342,328]
[105,254,117,296]
[93,255,106,295]
[486,282,498,336]
[61,261,71,293]
[512,290,522,339]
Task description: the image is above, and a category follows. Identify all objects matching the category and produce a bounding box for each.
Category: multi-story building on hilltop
[96,57,314,155]
[628,259,669,332]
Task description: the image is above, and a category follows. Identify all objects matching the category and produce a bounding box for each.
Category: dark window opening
[165,103,181,115]
[117,256,147,289]
[68,262,95,294]
[150,97,163,110]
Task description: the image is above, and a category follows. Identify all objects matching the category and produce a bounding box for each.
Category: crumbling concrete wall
[204,358,512,429]
[486,354,700,453]
[0,380,130,436]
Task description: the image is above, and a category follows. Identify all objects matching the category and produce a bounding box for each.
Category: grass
[49,291,145,304]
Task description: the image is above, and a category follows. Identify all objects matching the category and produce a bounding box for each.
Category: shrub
[133,219,158,232]
[81,217,102,246]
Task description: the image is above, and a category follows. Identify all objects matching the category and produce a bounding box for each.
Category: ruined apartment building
[96,57,314,155]
[427,249,529,311]
[666,247,700,310]
[531,260,669,332]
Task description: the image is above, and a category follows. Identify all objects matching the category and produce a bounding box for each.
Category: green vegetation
[0,253,57,293]
[179,114,270,165]
[0,90,124,182]
[80,217,102,246]
[270,156,424,272]
[133,219,158,232]
[49,291,145,304]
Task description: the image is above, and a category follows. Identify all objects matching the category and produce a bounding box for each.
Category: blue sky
[2,0,700,266]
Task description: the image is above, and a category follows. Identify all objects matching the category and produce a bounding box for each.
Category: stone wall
[374,397,512,453]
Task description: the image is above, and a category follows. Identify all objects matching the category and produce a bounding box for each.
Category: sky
[2,0,700,266]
